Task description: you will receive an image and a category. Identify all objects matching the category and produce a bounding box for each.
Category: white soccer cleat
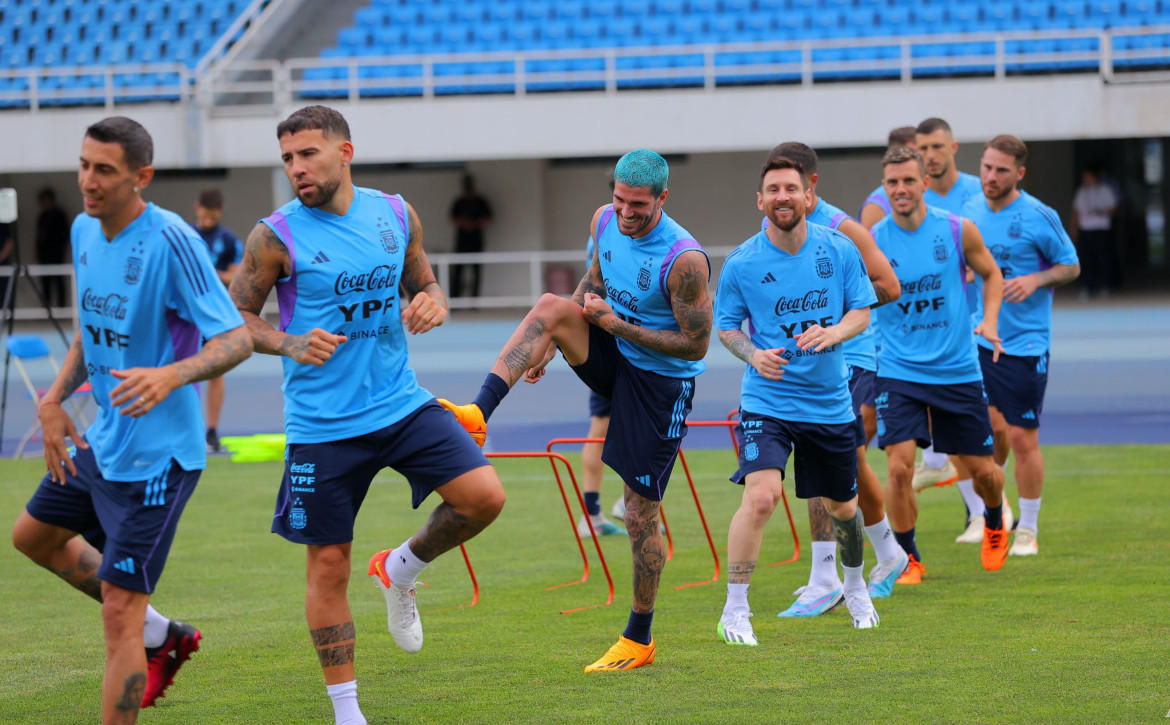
[368,550,423,654]
[717,610,759,646]
[912,458,959,492]
[576,513,626,537]
[1009,527,1039,556]
[956,514,986,544]
[867,548,910,599]
[845,588,880,629]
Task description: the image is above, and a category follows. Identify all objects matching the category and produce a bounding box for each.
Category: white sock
[143,605,169,648]
[1018,497,1042,532]
[326,681,367,725]
[956,478,985,519]
[384,539,428,587]
[1000,456,1010,472]
[724,583,749,617]
[809,542,840,589]
[863,516,902,562]
[842,563,865,592]
[921,445,948,469]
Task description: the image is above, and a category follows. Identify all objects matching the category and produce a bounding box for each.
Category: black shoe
[206,428,222,454]
[143,620,201,707]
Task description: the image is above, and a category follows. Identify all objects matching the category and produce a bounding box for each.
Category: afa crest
[1008,216,1023,239]
[637,257,654,291]
[379,229,399,254]
[289,497,308,530]
[124,257,143,285]
[934,244,949,264]
[815,257,832,279]
[744,441,759,461]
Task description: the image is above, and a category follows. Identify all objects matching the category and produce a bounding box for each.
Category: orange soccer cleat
[895,555,926,585]
[981,526,1010,571]
[583,636,656,673]
[436,399,487,447]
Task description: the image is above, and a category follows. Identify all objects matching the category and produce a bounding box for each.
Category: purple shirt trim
[658,238,708,302]
[265,212,298,332]
[829,211,849,230]
[381,193,407,233]
[948,212,966,294]
[166,308,201,362]
[597,205,615,238]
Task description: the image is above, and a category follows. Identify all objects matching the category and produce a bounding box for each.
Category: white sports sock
[384,539,428,587]
[863,515,902,562]
[326,681,367,725]
[809,542,840,589]
[842,563,865,592]
[724,583,749,617]
[143,605,169,648]
[956,478,985,518]
[921,445,948,469]
[1017,497,1042,532]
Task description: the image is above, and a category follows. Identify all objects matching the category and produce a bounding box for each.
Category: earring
[342,162,348,167]
[133,186,139,192]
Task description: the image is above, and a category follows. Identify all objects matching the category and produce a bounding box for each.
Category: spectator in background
[192,188,244,453]
[36,187,71,309]
[449,174,492,298]
[1071,162,1119,301]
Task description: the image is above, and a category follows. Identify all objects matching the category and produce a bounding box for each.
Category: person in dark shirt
[449,174,492,298]
[36,187,71,309]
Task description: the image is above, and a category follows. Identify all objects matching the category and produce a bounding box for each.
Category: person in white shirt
[1071,162,1119,300]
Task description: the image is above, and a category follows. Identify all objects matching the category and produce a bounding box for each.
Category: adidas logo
[983,435,994,447]
[603,250,612,263]
[822,554,835,563]
[890,259,899,268]
[1022,410,1036,420]
[310,251,330,265]
[113,557,136,575]
[80,252,88,266]
[761,272,777,284]
[635,474,651,487]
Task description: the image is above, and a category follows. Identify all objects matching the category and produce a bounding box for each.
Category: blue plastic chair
[6,335,93,458]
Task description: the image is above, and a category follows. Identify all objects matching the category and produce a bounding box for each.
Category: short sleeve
[841,240,878,311]
[162,225,244,338]
[714,252,749,331]
[1033,204,1079,267]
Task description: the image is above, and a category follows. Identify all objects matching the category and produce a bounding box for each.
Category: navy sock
[471,373,510,422]
[985,504,1004,530]
[894,528,920,562]
[583,492,601,516]
[622,609,654,646]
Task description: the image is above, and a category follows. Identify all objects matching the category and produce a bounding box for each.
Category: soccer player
[963,135,1080,556]
[229,105,505,725]
[441,149,712,672]
[870,145,1009,582]
[11,116,253,724]
[859,126,917,230]
[760,143,907,616]
[717,154,880,644]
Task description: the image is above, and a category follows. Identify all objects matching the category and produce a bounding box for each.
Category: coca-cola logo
[81,289,129,320]
[334,264,399,296]
[603,278,640,313]
[900,274,943,294]
[773,289,829,317]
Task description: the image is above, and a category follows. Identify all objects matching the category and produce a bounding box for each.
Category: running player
[859,126,917,230]
[717,154,880,645]
[441,149,712,672]
[760,143,907,616]
[870,145,1009,582]
[12,116,253,723]
[963,135,1080,556]
[229,105,505,725]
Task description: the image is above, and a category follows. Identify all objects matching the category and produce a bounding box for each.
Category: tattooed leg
[623,490,665,613]
[726,470,785,588]
[305,544,357,685]
[100,582,149,725]
[409,468,506,563]
[807,497,835,543]
[311,621,356,671]
[831,508,866,569]
[488,295,592,385]
[409,502,491,562]
[12,512,105,602]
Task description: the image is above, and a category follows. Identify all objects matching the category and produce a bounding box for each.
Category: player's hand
[402,291,446,334]
[751,347,788,381]
[39,401,88,483]
[109,366,183,418]
[583,292,615,329]
[285,328,346,366]
[974,323,1005,363]
[794,324,841,353]
[522,341,558,384]
[1003,274,1040,304]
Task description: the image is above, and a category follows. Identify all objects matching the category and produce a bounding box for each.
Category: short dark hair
[916,117,953,137]
[888,126,917,148]
[985,135,1028,167]
[768,142,818,176]
[198,188,225,209]
[38,187,56,203]
[759,155,809,190]
[276,105,352,141]
[882,145,926,176]
[85,116,154,170]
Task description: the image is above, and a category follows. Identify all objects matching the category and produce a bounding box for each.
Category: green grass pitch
[1,444,1167,724]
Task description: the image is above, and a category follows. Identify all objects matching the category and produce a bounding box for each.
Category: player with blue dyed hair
[613,148,669,197]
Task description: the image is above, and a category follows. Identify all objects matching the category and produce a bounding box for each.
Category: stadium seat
[5,335,93,459]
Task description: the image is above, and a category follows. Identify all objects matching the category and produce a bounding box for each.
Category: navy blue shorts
[848,366,877,448]
[588,390,612,418]
[979,346,1048,429]
[24,445,200,594]
[875,377,994,456]
[730,411,859,502]
[569,323,695,502]
[272,400,490,545]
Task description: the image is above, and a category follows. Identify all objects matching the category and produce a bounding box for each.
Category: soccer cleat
[912,458,959,491]
[981,526,1010,571]
[436,399,486,447]
[776,583,844,618]
[895,555,925,585]
[368,549,423,653]
[1003,496,1015,533]
[142,620,201,708]
[956,514,986,543]
[611,496,626,519]
[1009,527,1039,556]
[867,548,910,599]
[576,513,626,537]
[205,428,223,454]
[583,636,656,672]
[844,588,880,629]
[718,611,758,646]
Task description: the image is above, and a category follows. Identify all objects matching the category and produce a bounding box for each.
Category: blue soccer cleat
[777,583,844,618]
[867,548,910,599]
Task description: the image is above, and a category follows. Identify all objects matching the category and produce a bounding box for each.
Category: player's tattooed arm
[230,222,293,355]
[839,218,899,307]
[310,621,356,669]
[172,325,254,384]
[719,328,758,365]
[1006,260,1081,304]
[572,207,608,306]
[41,332,88,403]
[400,203,447,333]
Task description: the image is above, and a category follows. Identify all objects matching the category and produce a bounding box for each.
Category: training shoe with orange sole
[584,636,656,672]
[895,555,925,585]
[981,526,1009,571]
[436,399,487,447]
